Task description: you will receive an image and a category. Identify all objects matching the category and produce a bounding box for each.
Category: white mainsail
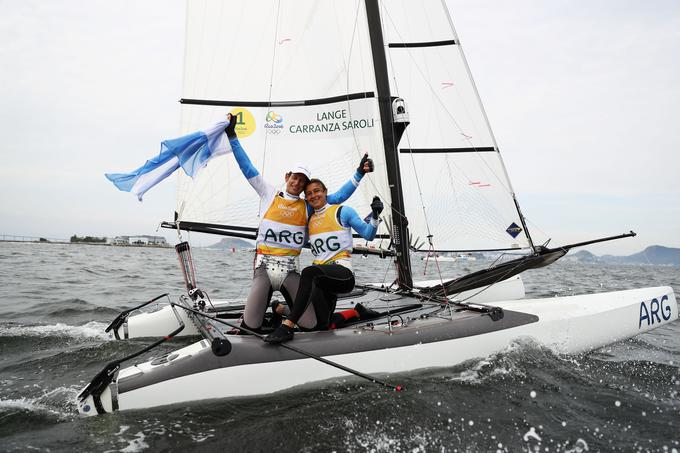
[176,0,391,237]
[175,0,531,254]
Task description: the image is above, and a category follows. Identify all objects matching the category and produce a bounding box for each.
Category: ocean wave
[0,397,65,420]
[0,386,78,420]
[445,338,547,385]
[0,321,111,340]
[5,298,121,320]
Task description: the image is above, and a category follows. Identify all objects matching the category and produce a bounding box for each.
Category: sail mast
[365,0,413,289]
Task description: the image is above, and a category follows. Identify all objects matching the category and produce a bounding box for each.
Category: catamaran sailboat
[78,0,677,416]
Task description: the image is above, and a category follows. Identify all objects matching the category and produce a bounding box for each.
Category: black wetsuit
[287,264,355,330]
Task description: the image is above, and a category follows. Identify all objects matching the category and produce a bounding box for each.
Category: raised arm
[325,171,362,205]
[340,197,383,241]
[326,154,374,205]
[225,116,273,199]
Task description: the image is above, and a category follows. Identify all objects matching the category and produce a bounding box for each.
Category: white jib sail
[381,0,532,252]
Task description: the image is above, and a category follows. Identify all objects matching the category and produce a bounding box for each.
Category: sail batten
[399,147,496,154]
[180,92,376,108]
[388,39,457,48]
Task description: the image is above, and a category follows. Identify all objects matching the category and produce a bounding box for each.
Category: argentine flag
[105,120,231,201]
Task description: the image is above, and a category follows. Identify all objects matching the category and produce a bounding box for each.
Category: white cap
[288,162,311,181]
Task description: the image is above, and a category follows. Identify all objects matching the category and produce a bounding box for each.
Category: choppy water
[0,242,678,452]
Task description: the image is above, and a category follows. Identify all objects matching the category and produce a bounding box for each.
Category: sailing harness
[255,254,300,291]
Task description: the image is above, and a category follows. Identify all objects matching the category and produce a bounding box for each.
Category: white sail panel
[380,0,531,251]
[176,0,394,243]
[386,46,495,149]
[176,101,392,239]
[183,0,377,104]
[399,151,529,251]
[380,0,457,43]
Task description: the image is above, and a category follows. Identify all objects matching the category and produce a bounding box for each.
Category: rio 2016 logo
[229,108,256,138]
[266,111,283,124]
[265,111,284,134]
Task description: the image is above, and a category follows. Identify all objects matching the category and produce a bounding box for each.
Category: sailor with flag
[105,120,230,201]
[105,115,374,333]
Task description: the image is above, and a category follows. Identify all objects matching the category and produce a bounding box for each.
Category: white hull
[114,275,526,339]
[80,286,677,415]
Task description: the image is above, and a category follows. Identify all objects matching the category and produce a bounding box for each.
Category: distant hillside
[565,250,600,263]
[568,245,680,265]
[206,237,254,250]
[603,246,680,265]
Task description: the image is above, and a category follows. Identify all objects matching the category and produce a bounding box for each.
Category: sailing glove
[370,196,383,219]
[224,114,237,138]
[357,154,374,175]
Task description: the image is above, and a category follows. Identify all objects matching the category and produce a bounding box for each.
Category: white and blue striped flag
[105,120,230,201]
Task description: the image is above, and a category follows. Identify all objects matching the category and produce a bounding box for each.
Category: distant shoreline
[0,240,171,248]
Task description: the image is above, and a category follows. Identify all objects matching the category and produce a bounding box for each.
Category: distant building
[143,235,168,246]
[110,235,169,247]
[129,236,147,245]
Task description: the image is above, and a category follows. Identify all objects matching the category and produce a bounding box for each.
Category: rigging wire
[381,252,397,288]
[375,0,417,290]
[344,1,369,166]
[379,0,447,287]
[259,0,284,214]
[446,255,533,304]
[341,0,410,234]
[340,0,399,252]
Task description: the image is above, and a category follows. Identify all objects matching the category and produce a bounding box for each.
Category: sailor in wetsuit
[264,178,384,343]
[224,114,374,332]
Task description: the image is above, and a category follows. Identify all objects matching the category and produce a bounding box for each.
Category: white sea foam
[0,385,79,419]
[449,355,518,384]
[118,431,149,452]
[190,432,215,443]
[115,425,131,436]
[0,397,47,412]
[0,321,111,340]
[523,426,542,442]
[564,438,589,452]
[448,339,557,384]
[0,396,65,418]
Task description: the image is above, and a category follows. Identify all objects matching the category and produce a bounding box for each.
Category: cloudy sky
[1,0,678,255]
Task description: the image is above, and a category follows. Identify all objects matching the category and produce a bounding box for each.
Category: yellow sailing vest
[256,195,307,256]
[308,205,353,265]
